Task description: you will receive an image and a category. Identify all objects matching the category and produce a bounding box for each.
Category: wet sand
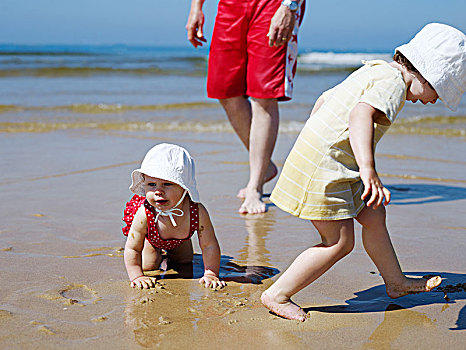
[0,128,465,349]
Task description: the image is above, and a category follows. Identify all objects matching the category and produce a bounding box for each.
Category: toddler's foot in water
[261,291,307,322]
[386,276,442,299]
[237,162,278,199]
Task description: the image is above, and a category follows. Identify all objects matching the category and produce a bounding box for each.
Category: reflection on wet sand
[1,127,465,348]
[122,212,285,348]
[363,304,436,349]
[305,272,466,338]
[123,279,258,348]
[235,212,277,284]
[122,278,308,349]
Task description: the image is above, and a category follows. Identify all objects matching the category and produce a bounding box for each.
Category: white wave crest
[298,51,392,70]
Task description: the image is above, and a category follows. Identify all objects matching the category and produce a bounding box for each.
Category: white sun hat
[130,143,200,202]
[395,23,466,111]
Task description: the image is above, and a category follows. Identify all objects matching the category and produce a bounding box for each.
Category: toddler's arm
[124,206,156,289]
[197,204,226,289]
[349,102,391,209]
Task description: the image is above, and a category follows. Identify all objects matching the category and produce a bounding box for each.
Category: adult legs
[219,96,279,214]
[356,205,441,298]
[218,96,252,149]
[261,219,355,321]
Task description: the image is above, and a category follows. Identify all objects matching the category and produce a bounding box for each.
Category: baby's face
[406,74,439,105]
[142,175,185,210]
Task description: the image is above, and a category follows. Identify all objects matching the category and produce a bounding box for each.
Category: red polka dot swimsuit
[122,194,199,250]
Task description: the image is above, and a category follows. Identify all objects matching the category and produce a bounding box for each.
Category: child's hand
[131,275,157,289]
[199,273,226,289]
[360,167,391,209]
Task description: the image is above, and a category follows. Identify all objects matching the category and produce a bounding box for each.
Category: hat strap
[154,190,187,227]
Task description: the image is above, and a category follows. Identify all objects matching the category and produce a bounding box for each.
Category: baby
[122,143,225,289]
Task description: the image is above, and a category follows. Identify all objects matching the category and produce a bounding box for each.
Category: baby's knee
[142,247,162,271]
[142,255,162,271]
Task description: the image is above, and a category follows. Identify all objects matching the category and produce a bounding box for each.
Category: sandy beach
[1,121,465,349]
[1,41,466,350]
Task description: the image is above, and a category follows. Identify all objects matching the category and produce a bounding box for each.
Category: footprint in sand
[39,283,101,306]
[36,325,55,335]
[30,321,55,335]
[0,309,13,318]
[59,284,101,306]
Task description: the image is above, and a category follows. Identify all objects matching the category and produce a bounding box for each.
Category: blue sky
[1,0,465,51]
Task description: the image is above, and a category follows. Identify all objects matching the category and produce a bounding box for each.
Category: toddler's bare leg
[141,240,162,271]
[356,206,441,298]
[167,239,194,264]
[261,219,355,321]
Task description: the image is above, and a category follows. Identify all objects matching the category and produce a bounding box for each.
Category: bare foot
[237,188,248,200]
[239,189,266,214]
[237,162,278,199]
[386,276,442,299]
[261,291,307,322]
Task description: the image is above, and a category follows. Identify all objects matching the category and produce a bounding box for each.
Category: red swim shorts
[207,0,305,101]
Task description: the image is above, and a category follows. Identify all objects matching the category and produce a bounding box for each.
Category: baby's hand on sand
[359,167,391,209]
[199,273,226,289]
[131,275,157,289]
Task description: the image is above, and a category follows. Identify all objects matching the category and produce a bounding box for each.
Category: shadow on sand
[264,183,466,209]
[304,272,466,330]
[386,184,466,205]
[157,253,279,285]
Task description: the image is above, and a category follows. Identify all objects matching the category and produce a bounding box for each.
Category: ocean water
[0,45,464,136]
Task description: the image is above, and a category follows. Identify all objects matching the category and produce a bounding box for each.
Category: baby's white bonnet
[129,143,200,202]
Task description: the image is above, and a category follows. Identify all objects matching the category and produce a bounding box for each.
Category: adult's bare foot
[237,162,278,199]
[386,276,442,299]
[261,291,307,322]
[239,188,266,214]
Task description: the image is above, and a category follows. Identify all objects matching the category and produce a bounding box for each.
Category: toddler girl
[262,23,465,321]
[122,143,226,289]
